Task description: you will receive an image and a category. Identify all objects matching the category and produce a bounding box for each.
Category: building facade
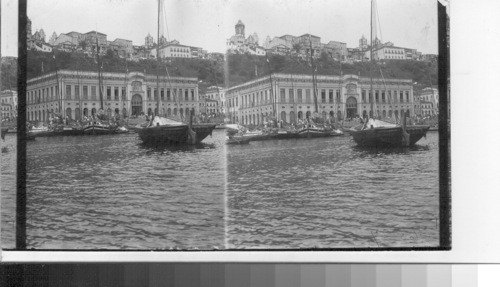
[225,73,414,125]
[1,90,18,120]
[26,70,199,122]
[419,87,438,116]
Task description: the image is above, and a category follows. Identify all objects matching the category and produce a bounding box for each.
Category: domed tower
[235,20,245,37]
[359,35,367,50]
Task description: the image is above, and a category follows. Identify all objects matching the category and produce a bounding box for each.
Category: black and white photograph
[1,0,448,251]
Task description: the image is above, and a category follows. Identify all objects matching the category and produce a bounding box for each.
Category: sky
[2,0,438,57]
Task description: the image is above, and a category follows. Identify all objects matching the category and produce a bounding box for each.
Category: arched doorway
[173,108,177,115]
[298,111,303,120]
[382,110,387,118]
[322,111,326,119]
[83,108,88,117]
[191,108,195,116]
[394,110,399,119]
[107,108,112,117]
[329,111,334,119]
[388,110,392,118]
[369,110,373,118]
[280,111,287,123]
[122,108,127,117]
[167,108,171,116]
[337,110,342,121]
[131,94,143,116]
[362,110,367,118]
[179,108,184,117]
[147,108,152,116]
[115,108,120,115]
[91,108,96,116]
[306,111,311,118]
[75,108,81,121]
[289,111,296,124]
[66,108,72,120]
[346,96,357,119]
[43,110,46,122]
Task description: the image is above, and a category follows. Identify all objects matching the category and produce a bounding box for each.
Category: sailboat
[296,39,343,138]
[350,0,429,147]
[136,0,215,146]
[82,32,119,135]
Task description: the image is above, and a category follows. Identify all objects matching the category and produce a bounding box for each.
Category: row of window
[227,88,412,108]
[28,107,197,122]
[145,88,196,102]
[361,90,411,104]
[28,85,198,104]
[237,108,412,125]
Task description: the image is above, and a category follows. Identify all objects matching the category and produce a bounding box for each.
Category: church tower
[235,20,245,37]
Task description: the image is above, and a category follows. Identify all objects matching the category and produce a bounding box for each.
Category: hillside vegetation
[226,53,438,91]
[6,51,437,94]
[26,50,225,88]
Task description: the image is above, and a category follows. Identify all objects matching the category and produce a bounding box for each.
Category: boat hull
[226,136,251,145]
[191,124,217,144]
[136,125,190,145]
[82,125,117,135]
[297,128,339,138]
[351,125,429,147]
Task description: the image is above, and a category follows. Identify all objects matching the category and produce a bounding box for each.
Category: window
[83,86,88,99]
[160,89,164,100]
[306,89,311,103]
[336,90,341,103]
[114,87,119,101]
[122,87,126,101]
[185,90,189,101]
[107,87,111,101]
[74,85,80,99]
[382,92,385,103]
[280,88,285,103]
[406,91,410,102]
[321,90,326,103]
[66,85,71,99]
[91,86,97,100]
[154,89,158,101]
[297,89,302,103]
[362,90,366,103]
[167,89,171,101]
[191,90,195,101]
[400,92,404,103]
[375,91,379,103]
[147,88,151,100]
[289,89,294,104]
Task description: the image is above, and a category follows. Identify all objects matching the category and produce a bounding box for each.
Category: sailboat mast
[309,38,318,113]
[370,0,374,118]
[96,32,103,111]
[156,0,161,116]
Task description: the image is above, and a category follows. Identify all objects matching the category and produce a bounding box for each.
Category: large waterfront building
[225,73,414,125]
[26,70,200,122]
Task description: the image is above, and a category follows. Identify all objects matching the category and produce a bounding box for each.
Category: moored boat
[350,0,429,148]
[1,127,8,140]
[82,123,118,135]
[226,136,251,145]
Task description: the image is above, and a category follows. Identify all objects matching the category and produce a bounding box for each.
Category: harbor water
[1,130,226,250]
[226,132,440,248]
[2,130,440,249]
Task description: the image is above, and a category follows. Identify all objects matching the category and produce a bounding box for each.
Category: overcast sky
[2,0,438,57]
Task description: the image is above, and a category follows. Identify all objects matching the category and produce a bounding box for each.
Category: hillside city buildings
[28,17,208,61]
[227,20,433,63]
